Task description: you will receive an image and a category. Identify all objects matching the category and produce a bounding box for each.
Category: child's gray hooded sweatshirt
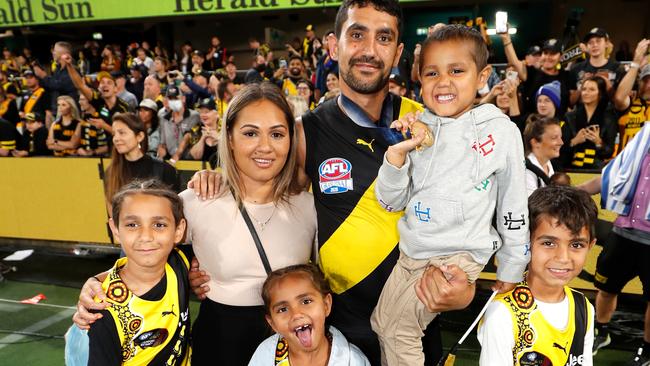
[375,103,530,283]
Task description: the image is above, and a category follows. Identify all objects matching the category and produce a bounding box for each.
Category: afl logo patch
[318,158,354,194]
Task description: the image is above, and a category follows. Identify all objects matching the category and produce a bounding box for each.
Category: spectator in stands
[99,45,120,73]
[245,54,272,84]
[0,116,17,156]
[501,32,576,116]
[188,97,220,166]
[180,70,211,108]
[296,79,315,111]
[157,86,200,162]
[104,112,178,204]
[524,45,542,69]
[76,94,108,157]
[561,76,617,170]
[152,57,169,92]
[191,50,208,74]
[224,61,244,85]
[318,70,340,105]
[388,73,407,97]
[0,86,19,127]
[66,60,131,135]
[126,64,146,102]
[47,95,81,156]
[1,47,19,73]
[111,71,138,111]
[178,41,193,75]
[274,55,306,96]
[143,74,164,110]
[314,30,339,99]
[134,47,154,70]
[484,78,524,131]
[535,81,562,119]
[12,112,50,157]
[206,36,227,71]
[303,24,317,61]
[141,41,155,59]
[612,40,650,155]
[523,116,563,195]
[571,28,624,92]
[216,78,236,120]
[136,99,160,157]
[249,37,274,70]
[20,69,50,120]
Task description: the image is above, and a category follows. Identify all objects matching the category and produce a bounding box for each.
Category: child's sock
[595,321,608,335]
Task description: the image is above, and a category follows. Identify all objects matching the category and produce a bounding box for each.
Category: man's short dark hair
[420,24,489,74]
[528,186,598,240]
[334,0,403,42]
[289,55,303,63]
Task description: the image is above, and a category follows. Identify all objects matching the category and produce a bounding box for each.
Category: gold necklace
[246,204,277,231]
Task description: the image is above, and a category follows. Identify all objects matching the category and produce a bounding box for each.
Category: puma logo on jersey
[553,341,568,355]
[162,304,176,317]
[356,138,375,152]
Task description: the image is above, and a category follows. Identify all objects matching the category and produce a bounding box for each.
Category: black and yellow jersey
[497,283,591,366]
[88,247,192,366]
[89,89,131,124]
[616,97,649,156]
[301,94,422,327]
[80,112,108,152]
[51,119,80,156]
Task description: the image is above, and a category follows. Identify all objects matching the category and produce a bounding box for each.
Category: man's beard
[340,55,389,94]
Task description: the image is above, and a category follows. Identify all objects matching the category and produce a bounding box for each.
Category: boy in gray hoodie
[370,25,530,366]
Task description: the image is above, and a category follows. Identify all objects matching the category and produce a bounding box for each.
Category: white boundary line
[0,298,75,310]
[0,308,74,350]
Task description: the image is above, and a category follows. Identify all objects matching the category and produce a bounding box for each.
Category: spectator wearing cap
[0,84,19,127]
[127,64,146,102]
[76,93,108,157]
[535,81,562,119]
[47,95,81,156]
[12,112,51,157]
[191,50,209,75]
[32,41,78,114]
[206,36,228,71]
[137,98,161,157]
[134,47,154,70]
[560,75,617,170]
[112,71,138,111]
[388,73,407,97]
[525,45,542,69]
[501,31,577,117]
[152,57,170,92]
[21,69,51,123]
[66,59,130,135]
[99,45,121,73]
[157,85,200,163]
[612,40,650,156]
[274,55,307,96]
[303,24,317,61]
[571,27,624,93]
[186,97,219,166]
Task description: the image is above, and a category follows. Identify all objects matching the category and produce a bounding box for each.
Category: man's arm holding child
[494,124,530,290]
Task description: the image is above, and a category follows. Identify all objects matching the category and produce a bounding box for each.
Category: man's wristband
[503,41,512,47]
[630,62,640,69]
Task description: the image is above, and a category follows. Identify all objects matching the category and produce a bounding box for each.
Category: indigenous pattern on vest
[103,248,191,365]
[497,282,591,366]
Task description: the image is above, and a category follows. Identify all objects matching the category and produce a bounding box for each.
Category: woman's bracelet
[503,41,512,47]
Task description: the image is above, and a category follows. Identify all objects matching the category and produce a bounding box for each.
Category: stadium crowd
[1,0,649,365]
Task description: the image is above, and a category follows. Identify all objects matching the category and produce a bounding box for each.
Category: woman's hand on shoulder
[187,169,222,200]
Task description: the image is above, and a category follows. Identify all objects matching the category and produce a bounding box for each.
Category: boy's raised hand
[385,112,426,168]
[492,280,517,294]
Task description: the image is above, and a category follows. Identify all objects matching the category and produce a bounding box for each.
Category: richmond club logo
[318,158,354,194]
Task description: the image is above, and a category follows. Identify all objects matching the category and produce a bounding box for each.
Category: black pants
[191,299,270,366]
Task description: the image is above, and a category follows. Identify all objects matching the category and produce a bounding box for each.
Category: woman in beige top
[183,82,317,366]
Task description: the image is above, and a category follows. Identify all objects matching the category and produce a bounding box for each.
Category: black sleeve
[597,108,618,159]
[87,310,122,366]
[4,100,19,125]
[559,114,577,169]
[33,128,52,156]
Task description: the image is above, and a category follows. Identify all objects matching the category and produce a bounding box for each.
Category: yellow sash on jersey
[100,250,190,365]
[0,99,9,117]
[282,78,298,97]
[319,97,423,294]
[23,88,45,114]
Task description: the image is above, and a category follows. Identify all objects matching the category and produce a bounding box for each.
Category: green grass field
[0,247,640,365]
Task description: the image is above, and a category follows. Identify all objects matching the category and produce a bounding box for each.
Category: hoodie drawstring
[471,111,480,184]
[418,118,442,192]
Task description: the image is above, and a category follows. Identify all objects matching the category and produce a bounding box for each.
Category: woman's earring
[138,143,142,149]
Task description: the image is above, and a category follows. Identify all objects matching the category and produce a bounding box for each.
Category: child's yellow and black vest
[497,283,592,366]
[101,248,191,365]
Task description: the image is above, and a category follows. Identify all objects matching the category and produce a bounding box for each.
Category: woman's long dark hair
[105,113,148,202]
